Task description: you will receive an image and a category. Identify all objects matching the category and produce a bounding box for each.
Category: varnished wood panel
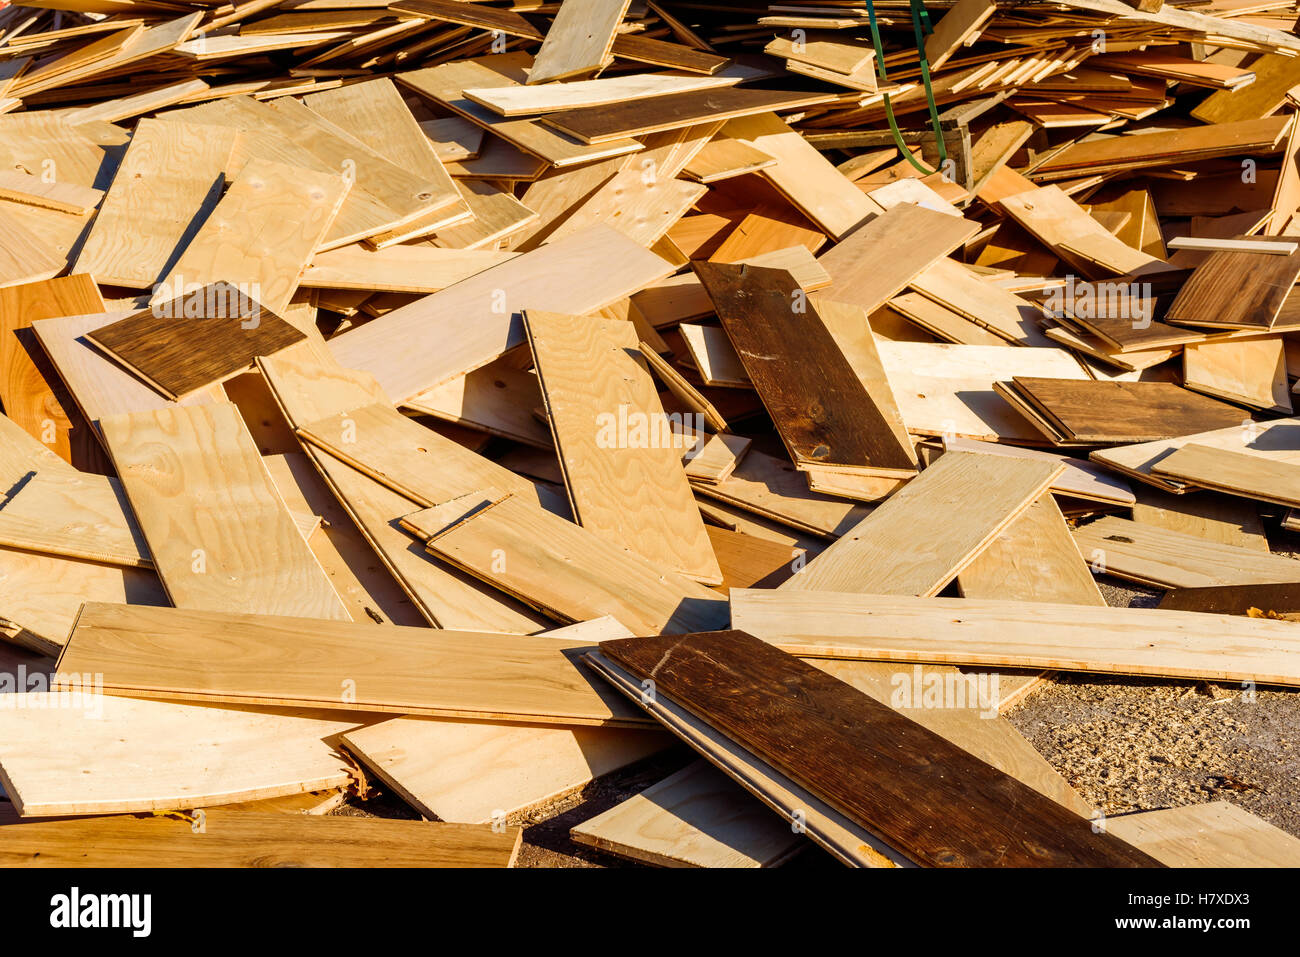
[599,630,1160,867]
[695,262,916,474]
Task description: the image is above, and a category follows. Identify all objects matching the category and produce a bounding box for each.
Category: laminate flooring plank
[408,491,731,635]
[0,694,359,818]
[781,450,1063,596]
[1183,336,1292,412]
[599,630,1159,867]
[1151,443,1300,508]
[528,0,630,85]
[695,263,917,474]
[99,402,349,619]
[730,591,1300,688]
[1165,244,1300,330]
[525,310,719,583]
[60,602,652,727]
[72,119,241,288]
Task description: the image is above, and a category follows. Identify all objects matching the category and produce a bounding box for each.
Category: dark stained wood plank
[85,282,306,400]
[1165,242,1300,330]
[694,261,918,474]
[1000,377,1248,444]
[541,88,835,145]
[388,0,544,40]
[1159,581,1300,618]
[610,33,730,74]
[599,630,1161,868]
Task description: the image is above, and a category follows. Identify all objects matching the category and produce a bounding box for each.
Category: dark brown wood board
[694,262,918,474]
[1165,242,1300,330]
[1159,582,1300,618]
[541,88,835,144]
[84,283,306,400]
[609,34,730,74]
[998,377,1249,444]
[598,630,1161,868]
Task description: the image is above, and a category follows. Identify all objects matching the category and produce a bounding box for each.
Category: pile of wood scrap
[2,0,1300,868]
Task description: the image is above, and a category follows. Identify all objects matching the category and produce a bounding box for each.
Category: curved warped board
[0,811,521,868]
[99,402,349,620]
[0,693,359,818]
[59,602,651,727]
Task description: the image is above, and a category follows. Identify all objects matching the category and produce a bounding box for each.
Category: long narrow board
[570,759,804,868]
[0,811,521,868]
[328,224,674,403]
[60,602,650,727]
[408,491,731,635]
[940,436,1134,505]
[1159,582,1300,618]
[528,0,630,85]
[340,716,669,824]
[599,630,1159,867]
[0,274,106,469]
[695,263,917,475]
[525,310,720,583]
[781,450,1062,595]
[72,119,240,288]
[300,245,516,294]
[816,202,978,313]
[729,590,1300,688]
[1073,516,1300,588]
[86,284,305,400]
[1151,443,1300,508]
[0,693,358,818]
[152,157,349,316]
[541,88,835,145]
[1104,802,1300,868]
[465,72,740,116]
[99,402,349,619]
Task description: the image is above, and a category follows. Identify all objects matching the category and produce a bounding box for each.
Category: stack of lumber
[2,0,1300,869]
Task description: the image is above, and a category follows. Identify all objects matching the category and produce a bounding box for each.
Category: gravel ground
[334,538,1300,866]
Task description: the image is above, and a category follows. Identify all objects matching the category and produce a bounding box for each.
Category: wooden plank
[1131,484,1268,552]
[958,494,1106,605]
[679,323,749,388]
[730,591,1300,688]
[609,33,729,74]
[1159,582,1300,619]
[0,205,64,289]
[72,119,240,288]
[403,358,551,449]
[682,139,777,183]
[1105,802,1300,868]
[152,158,350,316]
[695,263,918,475]
[780,450,1063,596]
[327,224,673,403]
[543,164,706,248]
[0,548,166,656]
[0,412,149,570]
[99,402,350,619]
[925,0,996,70]
[389,0,545,40]
[1193,54,1300,124]
[0,169,102,216]
[0,274,106,469]
[86,285,305,400]
[908,256,1054,346]
[1152,443,1300,508]
[59,602,650,727]
[407,491,731,635]
[301,244,516,294]
[525,310,720,583]
[570,759,803,867]
[1167,246,1300,330]
[878,341,1088,443]
[584,648,904,868]
[528,0,630,85]
[816,203,979,313]
[721,112,883,240]
[341,717,669,824]
[542,88,834,146]
[598,630,1158,867]
[1073,515,1300,588]
[939,436,1135,505]
[0,811,521,868]
[466,73,738,116]
[765,34,873,74]
[0,693,357,818]
[397,54,644,168]
[997,377,1249,445]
